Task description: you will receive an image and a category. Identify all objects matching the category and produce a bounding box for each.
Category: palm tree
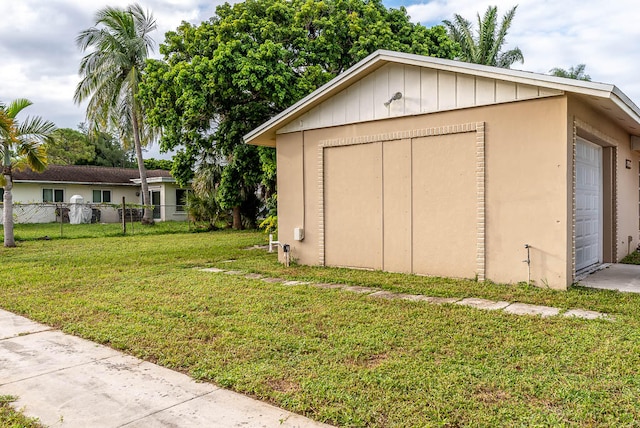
[443,5,524,68]
[0,99,55,247]
[550,64,591,81]
[74,3,157,224]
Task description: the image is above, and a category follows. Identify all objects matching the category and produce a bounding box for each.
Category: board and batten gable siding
[276,63,563,135]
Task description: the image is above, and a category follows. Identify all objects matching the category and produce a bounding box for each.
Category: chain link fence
[0,202,189,234]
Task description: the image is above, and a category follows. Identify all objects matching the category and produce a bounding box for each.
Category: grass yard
[2,227,640,426]
[0,396,43,428]
[10,220,191,241]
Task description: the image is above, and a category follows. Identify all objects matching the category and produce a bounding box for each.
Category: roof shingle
[12,165,172,185]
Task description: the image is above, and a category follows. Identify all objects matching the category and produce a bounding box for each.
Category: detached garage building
[245,50,640,290]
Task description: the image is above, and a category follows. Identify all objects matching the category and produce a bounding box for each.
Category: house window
[0,188,4,203]
[93,190,111,203]
[43,188,64,203]
[176,189,188,212]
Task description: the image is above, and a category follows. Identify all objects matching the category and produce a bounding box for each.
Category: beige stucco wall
[567,95,639,262]
[276,96,621,289]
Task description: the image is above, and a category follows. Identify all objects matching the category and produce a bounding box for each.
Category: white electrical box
[293,227,304,241]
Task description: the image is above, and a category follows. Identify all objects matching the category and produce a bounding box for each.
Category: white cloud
[407,0,640,99]
[0,1,222,130]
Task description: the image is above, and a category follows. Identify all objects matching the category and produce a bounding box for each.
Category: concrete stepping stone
[368,291,396,299]
[422,296,461,305]
[503,303,560,317]
[563,308,608,320]
[343,286,377,294]
[312,283,344,289]
[369,291,429,301]
[198,269,611,321]
[282,280,312,286]
[456,297,510,311]
[396,294,432,302]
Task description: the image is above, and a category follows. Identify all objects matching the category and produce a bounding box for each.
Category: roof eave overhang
[131,177,175,184]
[244,50,640,146]
[13,180,139,186]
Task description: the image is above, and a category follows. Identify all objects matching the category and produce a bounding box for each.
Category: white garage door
[575,138,602,272]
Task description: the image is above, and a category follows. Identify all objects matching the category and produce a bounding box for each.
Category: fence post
[59,203,63,238]
[122,196,126,235]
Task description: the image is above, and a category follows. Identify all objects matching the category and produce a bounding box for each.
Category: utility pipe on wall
[269,234,291,267]
[523,244,531,285]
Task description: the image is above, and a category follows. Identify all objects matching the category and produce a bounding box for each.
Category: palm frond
[443,5,523,68]
[6,99,33,119]
[17,116,56,142]
[17,141,47,172]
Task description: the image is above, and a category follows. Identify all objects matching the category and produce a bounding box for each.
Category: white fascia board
[131,177,175,184]
[610,86,640,124]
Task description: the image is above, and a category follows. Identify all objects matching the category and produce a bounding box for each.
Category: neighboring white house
[0,165,188,224]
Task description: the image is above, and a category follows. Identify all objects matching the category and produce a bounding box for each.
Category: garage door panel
[383,139,412,273]
[412,134,477,278]
[324,143,383,269]
[575,138,602,271]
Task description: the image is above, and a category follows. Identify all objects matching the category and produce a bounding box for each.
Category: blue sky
[1,0,639,158]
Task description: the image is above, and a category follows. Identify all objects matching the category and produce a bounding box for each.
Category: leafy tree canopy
[550,64,591,81]
[71,126,135,168]
[139,0,459,228]
[46,128,96,165]
[143,158,173,170]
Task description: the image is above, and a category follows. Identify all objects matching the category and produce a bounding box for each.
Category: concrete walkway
[0,310,331,428]
[202,268,612,320]
[578,263,640,293]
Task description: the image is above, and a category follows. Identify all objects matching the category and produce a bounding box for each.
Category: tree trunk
[131,108,153,224]
[232,206,242,230]
[3,170,15,247]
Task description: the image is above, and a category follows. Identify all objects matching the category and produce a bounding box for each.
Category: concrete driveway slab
[124,388,330,428]
[579,264,640,293]
[0,354,216,427]
[0,309,332,427]
[0,311,51,340]
[0,330,120,384]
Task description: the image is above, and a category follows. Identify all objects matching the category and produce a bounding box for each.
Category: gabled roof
[244,50,640,147]
[13,165,173,186]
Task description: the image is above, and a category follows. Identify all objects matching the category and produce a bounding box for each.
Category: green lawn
[1,227,640,426]
[0,396,43,428]
[10,220,191,241]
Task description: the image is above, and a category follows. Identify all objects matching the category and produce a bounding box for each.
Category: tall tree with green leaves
[444,5,523,68]
[139,0,458,229]
[550,64,591,81]
[0,99,55,247]
[46,128,96,165]
[74,3,157,224]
